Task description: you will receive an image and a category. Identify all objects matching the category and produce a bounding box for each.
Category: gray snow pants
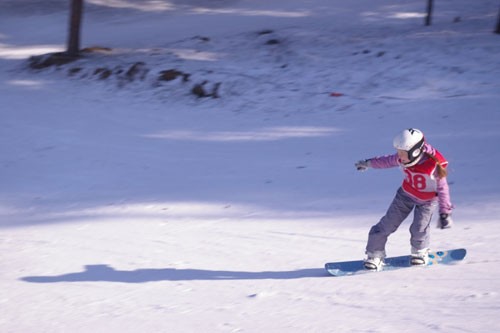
[365,187,437,256]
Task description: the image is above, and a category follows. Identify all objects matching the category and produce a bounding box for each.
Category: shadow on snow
[21,264,328,283]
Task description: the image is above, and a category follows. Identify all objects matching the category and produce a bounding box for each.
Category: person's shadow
[21,264,328,283]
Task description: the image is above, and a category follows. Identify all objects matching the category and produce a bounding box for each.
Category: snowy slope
[1,1,500,332]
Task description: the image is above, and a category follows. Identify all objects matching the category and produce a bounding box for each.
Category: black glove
[438,213,453,229]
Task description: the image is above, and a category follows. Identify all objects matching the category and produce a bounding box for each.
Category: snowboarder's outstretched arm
[355,154,400,171]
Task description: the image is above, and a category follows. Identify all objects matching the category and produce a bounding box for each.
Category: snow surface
[1,0,500,332]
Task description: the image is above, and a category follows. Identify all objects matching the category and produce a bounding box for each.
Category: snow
[1,0,500,332]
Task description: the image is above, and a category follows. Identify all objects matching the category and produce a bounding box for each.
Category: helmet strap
[402,153,424,167]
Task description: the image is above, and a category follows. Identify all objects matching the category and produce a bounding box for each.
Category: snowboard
[325,248,466,277]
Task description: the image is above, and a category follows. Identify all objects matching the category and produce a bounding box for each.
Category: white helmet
[393,128,425,166]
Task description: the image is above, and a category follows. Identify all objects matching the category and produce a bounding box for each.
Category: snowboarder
[355,128,453,271]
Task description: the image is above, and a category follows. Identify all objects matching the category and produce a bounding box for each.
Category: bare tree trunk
[495,5,500,34]
[67,0,84,57]
[425,0,434,26]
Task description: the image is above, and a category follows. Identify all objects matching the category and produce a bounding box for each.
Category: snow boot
[364,251,385,271]
[411,248,429,266]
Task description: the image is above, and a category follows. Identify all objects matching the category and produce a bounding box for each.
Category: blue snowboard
[325,248,466,277]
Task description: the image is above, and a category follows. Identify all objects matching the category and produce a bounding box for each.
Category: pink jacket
[368,143,453,214]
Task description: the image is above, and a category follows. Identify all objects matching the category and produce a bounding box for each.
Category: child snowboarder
[355,128,453,271]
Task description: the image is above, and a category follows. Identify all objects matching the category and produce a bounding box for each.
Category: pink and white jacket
[368,143,453,214]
